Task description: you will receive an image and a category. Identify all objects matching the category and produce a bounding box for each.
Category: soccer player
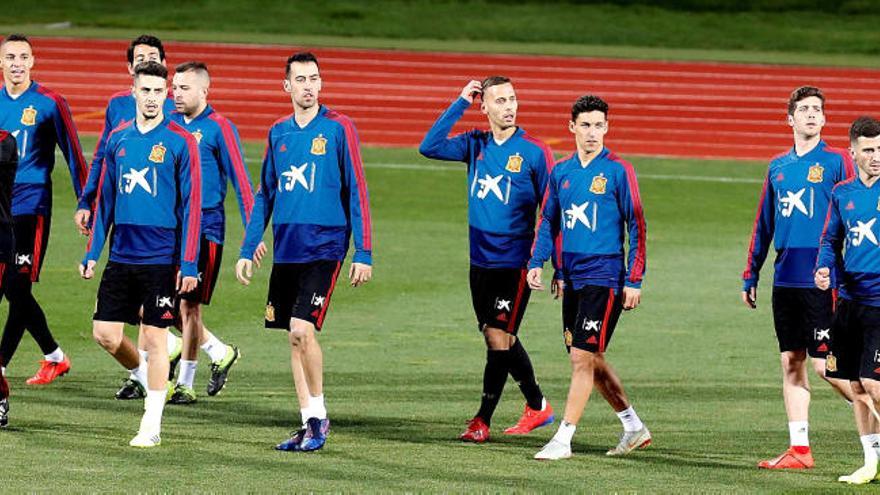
[167,61,251,403]
[73,35,185,400]
[528,95,649,461]
[815,116,880,484]
[0,34,87,385]
[80,61,201,447]
[0,129,19,427]
[743,86,855,469]
[236,52,372,452]
[418,77,555,442]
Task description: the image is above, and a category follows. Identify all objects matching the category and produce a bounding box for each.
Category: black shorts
[771,286,834,357]
[12,214,49,283]
[562,284,624,353]
[264,260,342,331]
[94,262,178,328]
[469,265,531,335]
[826,298,880,381]
[179,237,223,305]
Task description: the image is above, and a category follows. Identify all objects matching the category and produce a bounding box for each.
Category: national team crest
[807,164,824,183]
[564,329,573,347]
[505,153,523,173]
[149,144,166,164]
[590,174,607,194]
[20,106,36,126]
[825,353,837,372]
[265,303,275,322]
[192,130,203,144]
[311,134,327,155]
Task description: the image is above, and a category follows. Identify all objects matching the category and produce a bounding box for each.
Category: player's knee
[780,351,806,374]
[570,349,600,372]
[179,299,201,319]
[289,323,314,346]
[483,327,511,350]
[93,326,121,351]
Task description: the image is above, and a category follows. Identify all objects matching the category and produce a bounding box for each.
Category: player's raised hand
[73,208,91,236]
[349,262,372,287]
[79,260,96,280]
[253,241,267,268]
[236,258,254,286]
[551,278,565,300]
[742,286,757,309]
[527,267,545,291]
[815,267,831,291]
[460,80,482,103]
[623,287,641,310]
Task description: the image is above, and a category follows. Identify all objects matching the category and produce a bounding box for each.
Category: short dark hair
[849,116,880,144]
[175,60,209,78]
[571,95,609,121]
[1,33,31,48]
[481,75,511,93]
[127,35,165,64]
[285,52,319,78]
[133,61,168,81]
[788,86,824,116]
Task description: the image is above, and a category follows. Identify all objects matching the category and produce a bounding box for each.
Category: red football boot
[504,402,555,435]
[460,417,490,443]
[758,447,814,469]
[26,356,71,385]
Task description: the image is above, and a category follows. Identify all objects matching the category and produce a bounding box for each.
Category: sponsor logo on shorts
[495,298,511,311]
[814,328,830,341]
[583,320,600,332]
[875,349,880,363]
[161,310,174,320]
[265,303,275,322]
[586,335,598,345]
[15,253,31,266]
[825,353,837,372]
[817,343,828,353]
[156,296,173,308]
[311,293,326,307]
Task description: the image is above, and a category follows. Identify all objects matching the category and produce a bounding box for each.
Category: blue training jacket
[240,106,372,265]
[743,141,854,291]
[419,96,554,269]
[84,117,202,277]
[0,81,88,215]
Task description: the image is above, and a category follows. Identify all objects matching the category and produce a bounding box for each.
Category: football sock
[476,350,509,425]
[130,350,149,383]
[177,360,197,388]
[201,334,227,363]
[44,347,64,363]
[140,389,166,434]
[553,421,576,445]
[507,339,544,411]
[300,408,310,426]
[861,434,880,466]
[617,406,645,432]
[166,332,179,355]
[789,421,809,449]
[311,394,327,420]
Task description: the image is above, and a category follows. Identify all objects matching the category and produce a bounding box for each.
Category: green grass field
[7,0,880,67]
[0,137,874,492]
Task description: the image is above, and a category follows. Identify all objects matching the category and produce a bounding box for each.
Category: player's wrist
[353,251,372,265]
[625,280,643,290]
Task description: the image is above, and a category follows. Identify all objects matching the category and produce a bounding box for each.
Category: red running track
[26,36,880,161]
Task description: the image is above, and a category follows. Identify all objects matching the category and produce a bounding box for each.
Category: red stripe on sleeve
[209,113,255,222]
[614,156,646,284]
[743,174,770,280]
[86,158,110,253]
[326,111,372,250]
[37,85,88,189]
[169,122,202,265]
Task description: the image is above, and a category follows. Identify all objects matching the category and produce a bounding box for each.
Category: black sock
[22,294,58,355]
[476,350,509,425]
[508,339,544,411]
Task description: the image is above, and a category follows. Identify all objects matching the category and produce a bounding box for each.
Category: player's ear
[569,121,576,134]
[282,79,292,93]
[787,114,794,127]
